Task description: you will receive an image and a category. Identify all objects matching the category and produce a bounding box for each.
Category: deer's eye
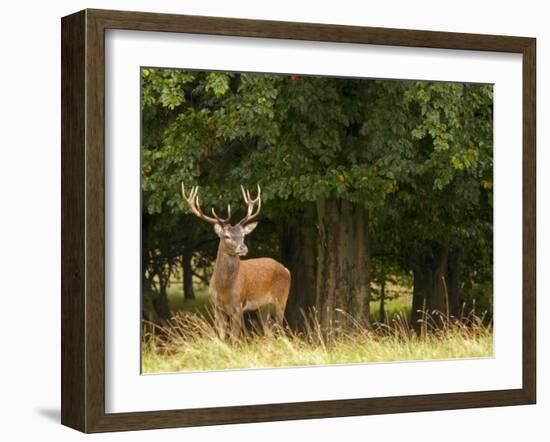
[224,234,231,239]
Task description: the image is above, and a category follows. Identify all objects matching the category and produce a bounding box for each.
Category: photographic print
[140,68,494,374]
[61,10,535,431]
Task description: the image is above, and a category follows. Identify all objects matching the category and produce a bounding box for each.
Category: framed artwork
[61,8,536,433]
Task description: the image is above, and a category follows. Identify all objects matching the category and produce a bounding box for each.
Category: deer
[181,184,291,339]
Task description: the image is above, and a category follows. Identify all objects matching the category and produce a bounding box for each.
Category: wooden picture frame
[61,8,536,433]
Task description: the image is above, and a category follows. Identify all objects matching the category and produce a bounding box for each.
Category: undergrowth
[142,307,493,373]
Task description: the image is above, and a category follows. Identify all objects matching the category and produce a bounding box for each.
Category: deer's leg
[256,306,271,335]
[273,278,291,329]
[274,302,285,328]
[229,307,244,340]
[214,305,228,340]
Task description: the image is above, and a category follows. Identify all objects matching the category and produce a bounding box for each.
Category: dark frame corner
[61,8,536,433]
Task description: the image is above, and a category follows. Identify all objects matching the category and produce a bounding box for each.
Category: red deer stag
[181,184,291,339]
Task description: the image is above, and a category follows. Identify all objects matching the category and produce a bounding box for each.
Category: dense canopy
[140,68,493,328]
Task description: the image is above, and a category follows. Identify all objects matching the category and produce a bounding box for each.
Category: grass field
[142,279,492,373]
[142,323,492,373]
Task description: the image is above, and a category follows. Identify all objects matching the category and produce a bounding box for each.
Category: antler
[238,184,262,225]
[181,184,232,225]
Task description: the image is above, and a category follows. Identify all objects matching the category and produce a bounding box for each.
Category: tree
[140,68,494,331]
[181,253,195,301]
[391,82,493,325]
[142,71,375,326]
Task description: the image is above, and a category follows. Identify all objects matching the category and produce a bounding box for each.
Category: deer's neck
[213,241,241,290]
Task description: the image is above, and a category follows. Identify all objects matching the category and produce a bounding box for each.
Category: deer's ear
[242,222,258,235]
[214,223,224,237]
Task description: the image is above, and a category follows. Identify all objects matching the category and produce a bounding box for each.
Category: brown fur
[209,241,291,338]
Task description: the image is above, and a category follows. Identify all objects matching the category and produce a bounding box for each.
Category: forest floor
[141,282,493,374]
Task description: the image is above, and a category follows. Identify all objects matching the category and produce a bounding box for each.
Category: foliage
[140,67,494,322]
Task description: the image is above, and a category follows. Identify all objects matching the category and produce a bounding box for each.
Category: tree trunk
[141,213,151,296]
[153,278,170,322]
[279,204,317,330]
[411,244,460,329]
[379,274,386,323]
[446,248,461,318]
[315,198,370,330]
[182,252,195,301]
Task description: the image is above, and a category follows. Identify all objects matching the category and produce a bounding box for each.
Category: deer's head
[181,184,261,257]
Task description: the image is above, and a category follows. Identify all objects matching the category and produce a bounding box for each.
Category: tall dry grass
[142,305,492,373]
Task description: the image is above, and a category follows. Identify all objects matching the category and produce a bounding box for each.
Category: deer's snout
[237,244,248,256]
